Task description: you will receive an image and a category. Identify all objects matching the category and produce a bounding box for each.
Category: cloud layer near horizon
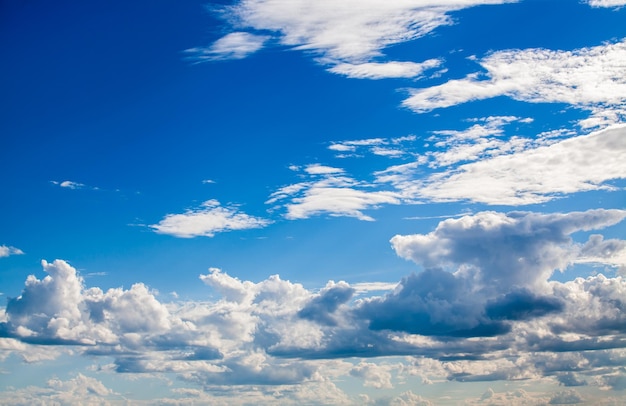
[3,209,626,396]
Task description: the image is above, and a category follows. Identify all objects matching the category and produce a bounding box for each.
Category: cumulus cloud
[0,245,24,258]
[199,0,515,78]
[403,39,626,127]
[184,32,269,61]
[151,199,271,238]
[0,374,118,405]
[390,209,626,290]
[3,210,626,396]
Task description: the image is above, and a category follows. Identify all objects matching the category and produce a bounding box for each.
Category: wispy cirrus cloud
[403,39,626,128]
[587,0,626,7]
[151,199,270,238]
[328,59,442,80]
[266,166,401,221]
[0,245,24,258]
[197,0,516,78]
[184,32,270,61]
[272,123,625,218]
[390,124,626,205]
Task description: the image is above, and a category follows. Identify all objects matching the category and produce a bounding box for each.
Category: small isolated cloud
[403,39,626,127]
[328,59,442,80]
[151,199,271,238]
[267,168,401,221]
[0,245,24,258]
[184,32,269,61]
[587,0,626,8]
[51,180,85,190]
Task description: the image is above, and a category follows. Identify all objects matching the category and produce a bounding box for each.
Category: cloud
[549,390,584,404]
[587,0,626,7]
[267,172,401,221]
[184,32,269,61]
[350,361,393,389]
[379,124,626,205]
[328,59,442,80]
[151,199,271,238]
[403,39,626,127]
[0,374,118,405]
[50,180,85,189]
[390,209,626,291]
[0,245,24,258]
[203,0,515,78]
[2,210,626,394]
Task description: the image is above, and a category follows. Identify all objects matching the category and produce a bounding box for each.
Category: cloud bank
[3,209,626,400]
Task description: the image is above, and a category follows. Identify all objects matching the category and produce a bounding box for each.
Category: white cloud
[403,39,626,127]
[350,361,393,389]
[587,0,626,7]
[0,374,118,405]
[0,245,24,258]
[268,173,401,221]
[381,124,626,205]
[2,217,626,396]
[151,199,271,238]
[390,209,626,292]
[328,59,442,79]
[50,180,85,189]
[206,0,515,78]
[304,164,345,175]
[184,32,269,61]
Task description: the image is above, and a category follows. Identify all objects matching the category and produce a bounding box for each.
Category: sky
[1,0,626,404]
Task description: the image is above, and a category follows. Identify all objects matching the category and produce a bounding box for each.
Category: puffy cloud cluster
[3,209,626,400]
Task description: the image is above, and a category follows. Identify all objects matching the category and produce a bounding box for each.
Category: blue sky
[1,0,626,404]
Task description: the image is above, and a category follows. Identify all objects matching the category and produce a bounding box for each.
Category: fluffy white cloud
[403,39,626,126]
[151,199,271,238]
[202,0,515,78]
[184,32,269,61]
[0,245,24,258]
[380,124,626,205]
